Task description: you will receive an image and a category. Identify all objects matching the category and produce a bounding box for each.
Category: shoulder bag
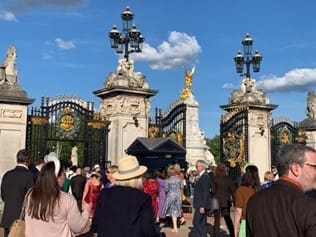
[8,190,31,237]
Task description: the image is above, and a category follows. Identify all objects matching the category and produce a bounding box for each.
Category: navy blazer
[193,172,212,210]
[0,166,34,228]
[92,185,156,237]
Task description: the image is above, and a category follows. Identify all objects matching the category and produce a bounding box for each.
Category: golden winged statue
[180,67,195,100]
[185,66,195,87]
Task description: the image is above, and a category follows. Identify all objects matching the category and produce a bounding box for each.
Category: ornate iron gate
[270,117,305,166]
[26,96,110,168]
[220,105,248,182]
[149,103,186,148]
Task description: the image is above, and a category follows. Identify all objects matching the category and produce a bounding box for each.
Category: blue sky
[1,0,316,138]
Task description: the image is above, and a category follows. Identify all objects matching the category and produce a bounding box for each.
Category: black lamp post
[109,6,144,61]
[234,33,262,78]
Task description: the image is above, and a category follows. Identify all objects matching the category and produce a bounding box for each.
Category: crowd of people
[0,143,315,237]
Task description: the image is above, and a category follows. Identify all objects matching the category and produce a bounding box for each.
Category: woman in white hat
[91,155,156,237]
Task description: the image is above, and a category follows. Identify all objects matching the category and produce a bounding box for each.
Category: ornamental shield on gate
[222,132,244,167]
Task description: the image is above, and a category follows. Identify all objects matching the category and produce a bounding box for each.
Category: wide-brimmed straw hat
[112,155,147,180]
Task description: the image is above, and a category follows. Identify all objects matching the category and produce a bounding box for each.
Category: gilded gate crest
[222,132,245,167]
[56,107,80,139]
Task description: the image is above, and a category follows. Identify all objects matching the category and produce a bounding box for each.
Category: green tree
[206,135,220,163]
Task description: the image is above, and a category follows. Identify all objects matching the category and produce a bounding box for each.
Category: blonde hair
[115,176,143,189]
[264,171,274,182]
[108,165,118,174]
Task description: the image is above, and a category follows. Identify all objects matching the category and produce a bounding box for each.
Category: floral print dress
[161,175,183,217]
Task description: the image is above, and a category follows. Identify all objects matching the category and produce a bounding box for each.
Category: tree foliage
[206,135,220,163]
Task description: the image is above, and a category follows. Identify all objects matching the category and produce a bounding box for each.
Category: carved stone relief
[100,95,147,117]
[249,110,267,127]
[0,109,22,119]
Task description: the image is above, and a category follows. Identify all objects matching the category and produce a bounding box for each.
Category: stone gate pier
[0,46,34,181]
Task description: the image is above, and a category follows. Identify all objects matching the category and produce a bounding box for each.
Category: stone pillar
[0,87,34,180]
[94,59,157,166]
[99,95,154,165]
[0,46,34,179]
[221,77,278,181]
[303,131,316,149]
[184,95,214,168]
[247,107,275,181]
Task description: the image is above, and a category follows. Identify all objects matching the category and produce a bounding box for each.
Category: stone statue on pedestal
[71,146,78,166]
[306,91,316,120]
[299,91,316,129]
[104,58,148,89]
[0,45,29,98]
[0,46,18,86]
[229,77,269,105]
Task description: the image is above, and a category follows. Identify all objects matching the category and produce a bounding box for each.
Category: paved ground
[160,211,230,237]
[0,200,232,237]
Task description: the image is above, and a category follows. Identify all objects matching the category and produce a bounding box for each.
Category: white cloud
[0,10,18,22]
[132,31,201,70]
[222,83,235,89]
[257,68,316,92]
[55,38,76,50]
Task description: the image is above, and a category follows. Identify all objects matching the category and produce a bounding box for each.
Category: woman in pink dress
[25,154,90,237]
[82,172,103,219]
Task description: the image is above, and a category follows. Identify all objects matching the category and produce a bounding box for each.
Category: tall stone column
[0,46,34,179]
[247,106,276,180]
[220,77,277,181]
[94,59,157,165]
[176,67,214,168]
[183,95,214,168]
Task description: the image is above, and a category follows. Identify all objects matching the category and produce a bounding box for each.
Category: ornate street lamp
[109,6,144,61]
[234,33,262,78]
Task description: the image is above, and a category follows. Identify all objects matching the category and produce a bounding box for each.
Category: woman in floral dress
[161,164,183,232]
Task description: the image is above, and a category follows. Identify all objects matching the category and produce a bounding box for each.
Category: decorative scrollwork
[222,132,245,167]
[221,103,248,123]
[295,129,307,143]
[148,126,160,138]
[31,116,48,125]
[87,121,107,129]
[280,126,290,144]
[56,107,80,139]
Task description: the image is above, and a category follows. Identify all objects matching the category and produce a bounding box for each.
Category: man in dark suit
[70,167,87,211]
[29,157,45,182]
[0,149,34,237]
[192,160,212,237]
[247,144,316,237]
